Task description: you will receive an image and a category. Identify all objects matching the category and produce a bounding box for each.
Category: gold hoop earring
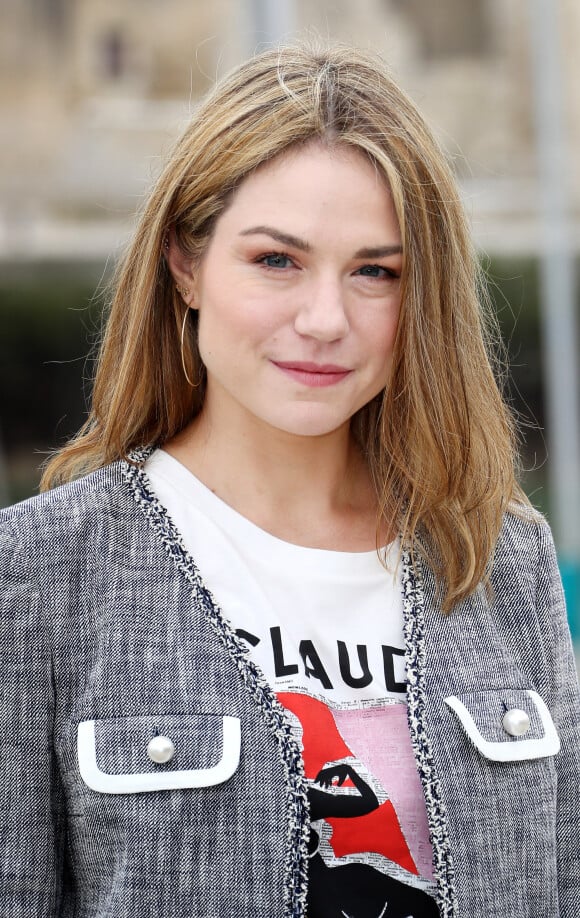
[176,284,191,299]
[180,307,197,387]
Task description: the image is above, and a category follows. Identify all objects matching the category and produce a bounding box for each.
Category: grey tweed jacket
[1,458,579,918]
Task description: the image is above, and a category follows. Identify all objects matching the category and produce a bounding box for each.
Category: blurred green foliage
[0,256,551,508]
[0,261,109,504]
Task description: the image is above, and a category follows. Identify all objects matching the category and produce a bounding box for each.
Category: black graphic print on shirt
[278,693,439,918]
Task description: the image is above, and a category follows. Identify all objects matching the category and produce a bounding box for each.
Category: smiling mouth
[272,360,352,387]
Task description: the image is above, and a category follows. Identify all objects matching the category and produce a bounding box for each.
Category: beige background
[2,0,580,261]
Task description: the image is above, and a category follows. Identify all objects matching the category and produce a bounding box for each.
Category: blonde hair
[42,42,527,611]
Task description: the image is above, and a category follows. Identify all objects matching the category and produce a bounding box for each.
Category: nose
[293,277,350,342]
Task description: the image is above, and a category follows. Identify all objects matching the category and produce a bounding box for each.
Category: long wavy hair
[42,42,527,611]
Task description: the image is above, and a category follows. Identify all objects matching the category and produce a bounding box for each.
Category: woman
[1,43,578,918]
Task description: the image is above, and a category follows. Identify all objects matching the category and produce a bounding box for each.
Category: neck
[164,408,384,551]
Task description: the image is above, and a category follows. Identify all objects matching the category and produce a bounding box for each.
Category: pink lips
[272,360,352,387]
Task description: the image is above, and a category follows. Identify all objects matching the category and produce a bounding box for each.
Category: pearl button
[502,708,531,737]
[147,735,176,764]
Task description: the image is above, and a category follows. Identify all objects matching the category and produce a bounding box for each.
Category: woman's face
[187,142,403,441]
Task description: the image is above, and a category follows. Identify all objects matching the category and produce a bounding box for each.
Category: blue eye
[259,253,293,269]
[357,264,394,279]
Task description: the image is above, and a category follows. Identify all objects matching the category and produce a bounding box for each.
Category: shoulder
[487,504,574,684]
[490,503,563,617]
[0,462,142,575]
[1,462,124,525]
[492,502,552,583]
[468,504,562,648]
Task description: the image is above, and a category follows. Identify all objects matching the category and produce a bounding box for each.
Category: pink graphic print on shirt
[278,692,438,918]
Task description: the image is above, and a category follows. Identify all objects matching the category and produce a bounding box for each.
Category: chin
[265,410,353,439]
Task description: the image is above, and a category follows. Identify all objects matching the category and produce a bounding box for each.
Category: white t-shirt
[145,449,438,916]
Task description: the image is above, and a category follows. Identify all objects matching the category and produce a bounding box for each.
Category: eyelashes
[355,265,400,280]
[255,252,295,270]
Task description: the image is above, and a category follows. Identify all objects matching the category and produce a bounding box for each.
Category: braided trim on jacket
[122,449,309,918]
[401,549,459,917]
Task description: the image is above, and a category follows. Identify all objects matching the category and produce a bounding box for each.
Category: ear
[165,230,196,308]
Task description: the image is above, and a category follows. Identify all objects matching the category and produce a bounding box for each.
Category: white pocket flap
[78,713,241,794]
[444,689,560,762]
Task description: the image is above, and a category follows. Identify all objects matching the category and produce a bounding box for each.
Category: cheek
[363,308,400,363]
[385,298,401,347]
[199,285,286,342]
[196,293,282,362]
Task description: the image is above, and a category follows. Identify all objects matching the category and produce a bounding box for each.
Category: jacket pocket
[77,713,241,794]
[444,689,560,762]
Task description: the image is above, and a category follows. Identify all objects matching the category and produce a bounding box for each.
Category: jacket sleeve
[0,519,65,914]
[536,520,580,916]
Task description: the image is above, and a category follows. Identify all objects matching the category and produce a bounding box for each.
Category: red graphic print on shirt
[277,692,439,918]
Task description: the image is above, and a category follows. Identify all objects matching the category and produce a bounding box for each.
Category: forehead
[240,140,388,197]
[214,141,400,241]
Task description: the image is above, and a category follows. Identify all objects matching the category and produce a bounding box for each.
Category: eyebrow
[239,225,312,252]
[354,244,403,259]
[239,225,402,259]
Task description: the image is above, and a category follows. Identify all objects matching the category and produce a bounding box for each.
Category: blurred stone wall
[1,0,579,260]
